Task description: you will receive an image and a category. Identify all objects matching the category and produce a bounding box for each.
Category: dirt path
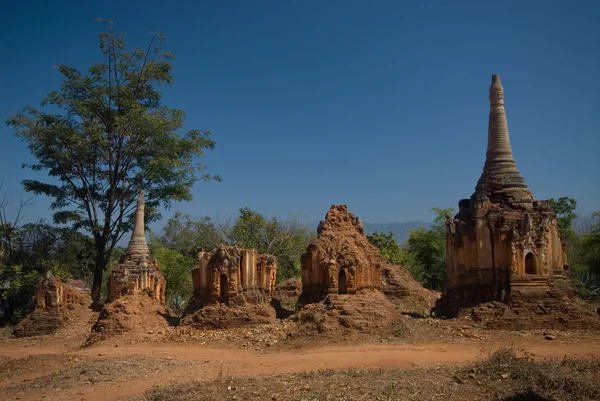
[2,339,600,401]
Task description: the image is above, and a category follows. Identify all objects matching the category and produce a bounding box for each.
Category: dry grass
[129,366,462,401]
[131,348,600,401]
[0,325,14,337]
[457,348,600,400]
[10,356,206,392]
[0,354,84,384]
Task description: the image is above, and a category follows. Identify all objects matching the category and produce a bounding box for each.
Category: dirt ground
[1,313,600,401]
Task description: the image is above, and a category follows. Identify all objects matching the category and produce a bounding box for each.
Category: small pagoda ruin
[106,191,166,304]
[189,245,277,307]
[13,272,91,337]
[301,205,381,300]
[33,272,88,309]
[435,75,598,328]
[294,205,436,335]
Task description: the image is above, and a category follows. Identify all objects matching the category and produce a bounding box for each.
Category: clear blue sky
[1,0,599,231]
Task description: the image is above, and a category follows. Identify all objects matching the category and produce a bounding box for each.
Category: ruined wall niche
[189,245,277,307]
[525,252,536,275]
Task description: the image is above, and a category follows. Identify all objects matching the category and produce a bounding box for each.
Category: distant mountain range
[307,221,432,244]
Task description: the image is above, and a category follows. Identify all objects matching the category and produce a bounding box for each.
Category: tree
[579,212,600,275]
[148,235,193,310]
[0,183,35,262]
[6,21,220,303]
[405,207,454,291]
[223,208,314,281]
[549,197,578,240]
[367,230,424,282]
[0,221,95,324]
[161,212,224,257]
[366,231,408,266]
[566,211,600,299]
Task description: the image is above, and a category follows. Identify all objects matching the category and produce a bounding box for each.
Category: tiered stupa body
[436,75,570,318]
[106,191,166,304]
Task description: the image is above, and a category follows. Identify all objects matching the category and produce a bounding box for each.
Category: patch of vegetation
[0,325,13,337]
[279,298,297,310]
[391,325,406,337]
[129,348,600,401]
[367,207,454,291]
[458,348,600,400]
[11,356,205,391]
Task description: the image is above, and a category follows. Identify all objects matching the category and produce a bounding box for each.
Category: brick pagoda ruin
[435,75,598,328]
[106,191,166,304]
[296,204,436,336]
[13,272,91,337]
[300,205,382,300]
[189,245,277,307]
[33,272,89,309]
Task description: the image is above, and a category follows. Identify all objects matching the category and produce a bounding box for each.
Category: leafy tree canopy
[6,20,219,302]
[549,197,578,239]
[223,208,315,282]
[405,207,454,291]
[148,235,193,311]
[161,211,224,257]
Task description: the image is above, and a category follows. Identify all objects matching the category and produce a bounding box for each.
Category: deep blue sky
[1,0,599,231]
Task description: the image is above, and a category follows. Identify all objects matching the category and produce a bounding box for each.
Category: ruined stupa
[435,75,598,329]
[106,191,166,304]
[293,205,436,336]
[189,245,277,307]
[300,205,435,307]
[301,206,381,299]
[13,272,91,337]
[180,246,278,329]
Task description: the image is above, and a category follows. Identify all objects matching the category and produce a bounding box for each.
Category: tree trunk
[91,242,107,304]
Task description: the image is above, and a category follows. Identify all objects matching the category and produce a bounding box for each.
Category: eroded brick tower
[106,191,166,304]
[435,75,571,319]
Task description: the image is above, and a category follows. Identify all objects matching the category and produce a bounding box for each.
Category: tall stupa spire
[475,75,529,198]
[126,191,150,256]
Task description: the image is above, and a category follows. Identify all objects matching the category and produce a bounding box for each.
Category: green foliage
[10,222,95,281]
[366,230,423,280]
[579,212,600,275]
[0,220,96,324]
[391,325,406,337]
[161,212,224,257]
[0,263,40,324]
[149,235,193,311]
[224,208,315,282]
[367,208,453,291]
[549,197,577,239]
[571,268,600,300]
[6,21,219,302]
[366,231,406,265]
[404,207,454,291]
[568,211,600,298]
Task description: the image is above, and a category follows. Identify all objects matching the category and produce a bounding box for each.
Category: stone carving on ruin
[510,240,518,275]
[348,267,356,288]
[189,244,277,307]
[106,191,166,304]
[435,75,584,325]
